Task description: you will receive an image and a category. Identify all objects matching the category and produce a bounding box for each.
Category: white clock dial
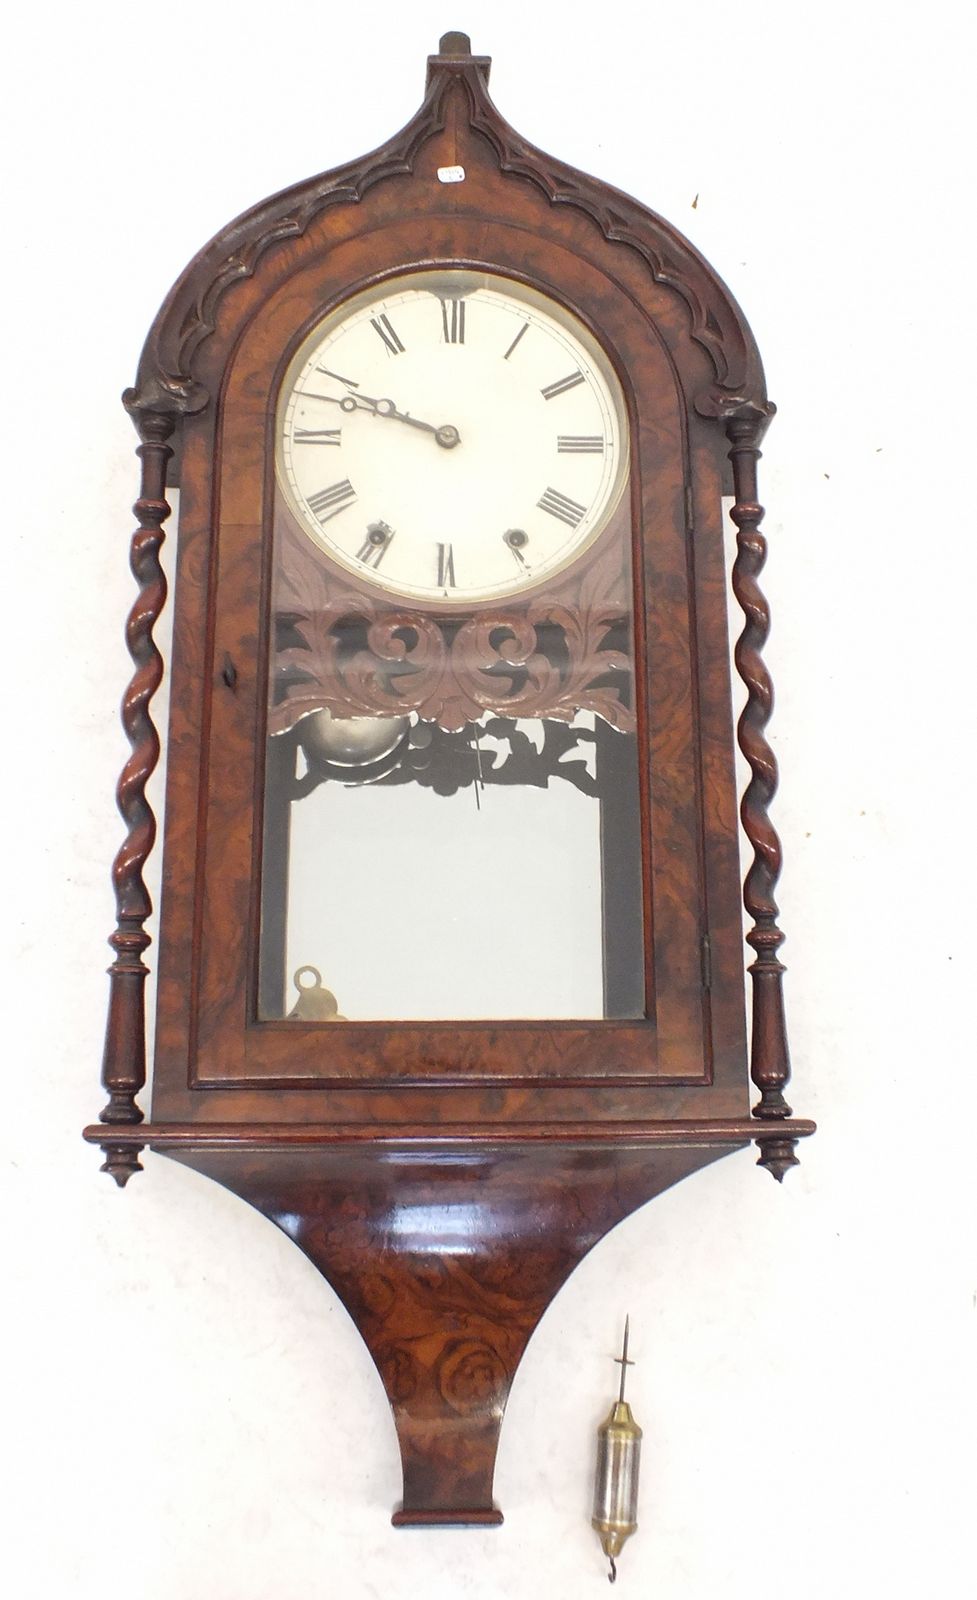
[276,270,630,603]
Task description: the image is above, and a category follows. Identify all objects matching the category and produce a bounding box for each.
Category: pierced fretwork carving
[270,524,634,737]
[290,716,604,800]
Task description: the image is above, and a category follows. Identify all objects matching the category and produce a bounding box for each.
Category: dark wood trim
[597,718,645,1017]
[97,411,174,1186]
[392,1508,504,1529]
[84,1118,816,1149]
[728,416,793,1130]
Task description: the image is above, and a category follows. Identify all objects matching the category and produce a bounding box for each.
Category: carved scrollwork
[125,82,454,421]
[270,525,634,736]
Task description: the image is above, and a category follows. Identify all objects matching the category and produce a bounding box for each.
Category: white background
[3,2,975,1595]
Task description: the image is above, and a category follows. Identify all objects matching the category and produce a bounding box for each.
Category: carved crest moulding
[124,42,771,430]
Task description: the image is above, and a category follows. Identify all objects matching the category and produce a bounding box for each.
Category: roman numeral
[541,370,585,401]
[356,523,394,568]
[436,542,456,587]
[294,428,342,446]
[441,298,466,344]
[370,314,405,355]
[307,480,356,523]
[558,435,604,453]
[537,487,587,528]
[503,322,528,360]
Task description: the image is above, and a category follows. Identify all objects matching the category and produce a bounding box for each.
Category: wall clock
[86,32,814,1528]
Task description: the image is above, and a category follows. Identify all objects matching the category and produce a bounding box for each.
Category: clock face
[276,270,630,603]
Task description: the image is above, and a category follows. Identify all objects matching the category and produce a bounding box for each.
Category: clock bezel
[274,266,632,607]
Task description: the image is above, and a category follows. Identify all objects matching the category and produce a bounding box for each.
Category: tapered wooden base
[157,1137,751,1522]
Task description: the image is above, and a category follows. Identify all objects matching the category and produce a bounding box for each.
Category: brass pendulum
[591,1317,642,1582]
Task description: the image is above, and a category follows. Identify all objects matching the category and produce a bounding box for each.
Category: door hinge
[700,933,712,990]
[684,483,695,533]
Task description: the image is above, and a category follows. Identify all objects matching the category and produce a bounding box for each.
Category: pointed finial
[614,1315,635,1403]
[427,31,490,88]
[439,31,472,55]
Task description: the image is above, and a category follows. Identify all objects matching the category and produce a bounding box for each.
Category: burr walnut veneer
[86,34,813,1525]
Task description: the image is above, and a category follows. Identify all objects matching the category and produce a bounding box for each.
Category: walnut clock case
[86,33,814,1527]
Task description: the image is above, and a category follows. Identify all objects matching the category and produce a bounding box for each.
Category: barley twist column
[97,411,174,1185]
[727,415,797,1181]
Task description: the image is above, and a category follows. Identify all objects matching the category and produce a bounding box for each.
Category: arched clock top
[124,31,770,432]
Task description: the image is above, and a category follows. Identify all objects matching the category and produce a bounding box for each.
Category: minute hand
[347,392,460,449]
